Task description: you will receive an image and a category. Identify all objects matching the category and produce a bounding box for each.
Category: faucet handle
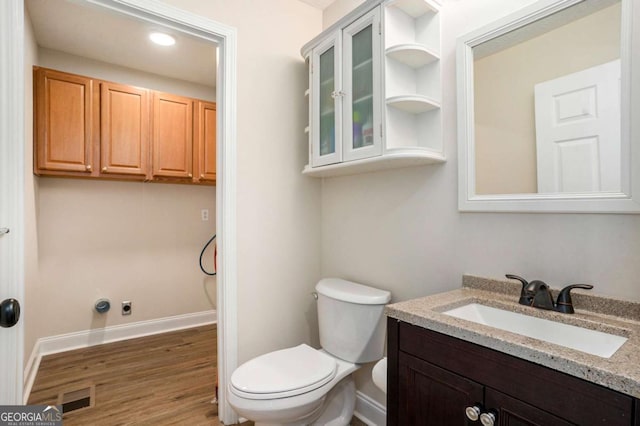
[555,284,594,314]
[506,274,533,305]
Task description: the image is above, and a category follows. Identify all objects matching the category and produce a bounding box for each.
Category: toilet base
[254,375,356,426]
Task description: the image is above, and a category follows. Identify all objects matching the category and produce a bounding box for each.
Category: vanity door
[485,388,574,426]
[398,351,482,425]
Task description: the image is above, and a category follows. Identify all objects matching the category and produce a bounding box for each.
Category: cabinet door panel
[399,352,483,426]
[485,388,575,426]
[311,33,342,167]
[195,101,216,183]
[342,7,382,162]
[101,82,149,177]
[152,92,193,179]
[35,68,93,173]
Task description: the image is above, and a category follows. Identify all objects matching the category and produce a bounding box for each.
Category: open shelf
[386,44,439,68]
[386,95,440,113]
[386,43,440,68]
[389,0,439,18]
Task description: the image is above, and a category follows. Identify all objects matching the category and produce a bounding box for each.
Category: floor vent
[58,384,95,414]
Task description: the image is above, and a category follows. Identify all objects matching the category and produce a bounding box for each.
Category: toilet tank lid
[316,278,391,305]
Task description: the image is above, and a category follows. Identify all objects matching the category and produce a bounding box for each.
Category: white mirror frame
[457,0,640,213]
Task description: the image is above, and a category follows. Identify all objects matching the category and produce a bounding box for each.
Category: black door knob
[0,298,20,328]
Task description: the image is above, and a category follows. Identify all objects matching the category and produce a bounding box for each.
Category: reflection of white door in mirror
[535,60,621,193]
[457,0,640,213]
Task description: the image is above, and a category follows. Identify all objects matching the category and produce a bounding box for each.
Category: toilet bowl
[228,345,358,425]
[372,357,387,394]
[228,278,391,426]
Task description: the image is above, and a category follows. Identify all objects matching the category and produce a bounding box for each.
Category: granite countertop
[385,275,640,399]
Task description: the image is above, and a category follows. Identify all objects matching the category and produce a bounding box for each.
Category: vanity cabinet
[34,67,216,185]
[301,0,444,177]
[388,318,636,425]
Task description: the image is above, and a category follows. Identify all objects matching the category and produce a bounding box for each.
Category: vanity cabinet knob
[465,405,482,421]
[200,174,204,179]
[102,167,108,172]
[188,173,193,178]
[480,410,497,426]
[86,165,92,171]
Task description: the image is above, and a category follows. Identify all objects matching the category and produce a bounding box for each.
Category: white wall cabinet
[302,0,443,177]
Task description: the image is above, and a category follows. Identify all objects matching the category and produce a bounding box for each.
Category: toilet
[227,278,391,426]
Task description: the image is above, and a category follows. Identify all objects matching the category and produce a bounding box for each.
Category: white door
[534,60,621,193]
[0,0,25,405]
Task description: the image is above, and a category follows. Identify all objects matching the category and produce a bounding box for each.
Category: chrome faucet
[505,274,593,314]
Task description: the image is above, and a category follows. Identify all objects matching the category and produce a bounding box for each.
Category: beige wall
[37,48,216,101]
[323,0,364,29]
[321,0,640,408]
[25,16,218,352]
[23,5,40,368]
[35,179,216,338]
[157,0,324,364]
[474,3,621,194]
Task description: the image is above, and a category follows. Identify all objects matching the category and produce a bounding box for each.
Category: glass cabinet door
[342,8,382,162]
[311,34,342,167]
[308,7,381,168]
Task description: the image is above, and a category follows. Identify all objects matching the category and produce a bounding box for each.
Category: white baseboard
[23,310,216,403]
[354,390,386,426]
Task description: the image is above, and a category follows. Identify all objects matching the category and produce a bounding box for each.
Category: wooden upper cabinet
[152,92,194,180]
[195,101,217,184]
[34,67,215,186]
[100,82,150,178]
[35,67,94,175]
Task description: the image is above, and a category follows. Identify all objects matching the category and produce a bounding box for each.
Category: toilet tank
[315,278,391,363]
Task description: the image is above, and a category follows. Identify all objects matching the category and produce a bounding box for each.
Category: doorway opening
[16,0,238,423]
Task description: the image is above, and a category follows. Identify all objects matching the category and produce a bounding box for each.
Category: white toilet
[227,278,391,426]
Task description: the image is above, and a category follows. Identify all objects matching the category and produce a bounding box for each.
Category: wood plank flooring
[28,324,252,425]
[28,325,370,425]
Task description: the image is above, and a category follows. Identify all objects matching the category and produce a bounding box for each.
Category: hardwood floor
[28,324,252,425]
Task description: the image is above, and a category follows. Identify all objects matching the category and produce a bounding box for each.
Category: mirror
[457,0,640,212]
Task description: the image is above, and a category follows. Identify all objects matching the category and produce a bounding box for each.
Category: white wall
[158,0,324,363]
[320,0,640,408]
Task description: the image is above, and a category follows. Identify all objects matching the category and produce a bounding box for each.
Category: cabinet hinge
[380,123,383,138]
[378,22,382,35]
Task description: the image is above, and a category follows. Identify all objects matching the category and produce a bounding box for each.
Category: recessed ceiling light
[149,32,175,46]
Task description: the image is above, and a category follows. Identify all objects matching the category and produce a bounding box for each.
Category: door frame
[3,1,240,423]
[0,0,26,406]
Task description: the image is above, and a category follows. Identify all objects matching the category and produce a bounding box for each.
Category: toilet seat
[230,344,337,400]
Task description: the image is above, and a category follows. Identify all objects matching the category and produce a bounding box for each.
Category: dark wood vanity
[387,318,640,426]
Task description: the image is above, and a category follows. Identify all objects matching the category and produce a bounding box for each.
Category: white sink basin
[443,303,627,358]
